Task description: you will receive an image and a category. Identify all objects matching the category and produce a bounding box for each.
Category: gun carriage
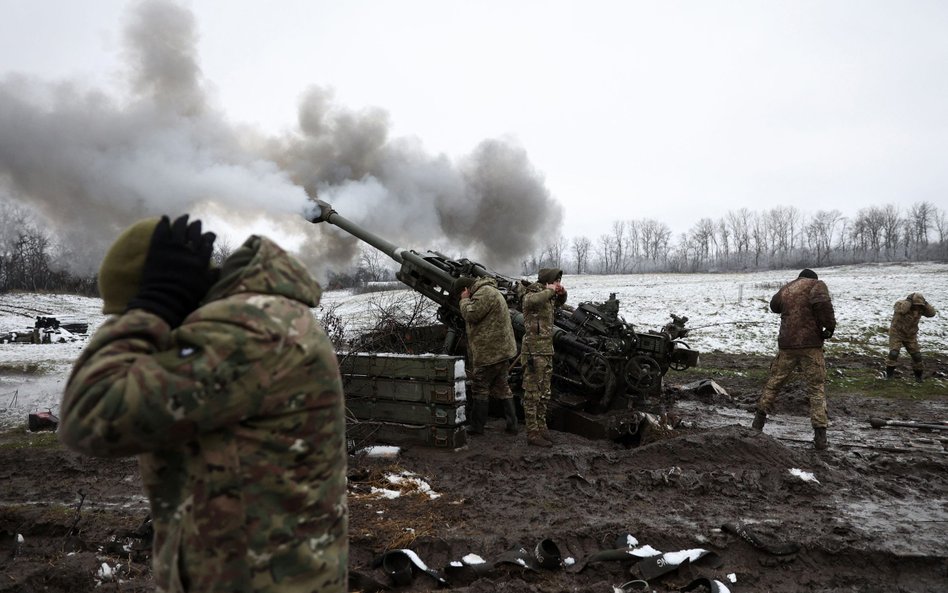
[309,200,699,441]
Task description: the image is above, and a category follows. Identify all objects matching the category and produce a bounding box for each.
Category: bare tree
[805,210,842,266]
[880,204,901,258]
[544,233,569,270]
[571,236,592,274]
[609,221,626,273]
[909,201,934,247]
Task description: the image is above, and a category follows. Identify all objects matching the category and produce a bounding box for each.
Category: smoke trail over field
[0,0,560,275]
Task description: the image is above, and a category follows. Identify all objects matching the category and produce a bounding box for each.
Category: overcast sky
[2,0,947,246]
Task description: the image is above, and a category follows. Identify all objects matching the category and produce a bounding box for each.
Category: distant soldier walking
[885,293,937,382]
[459,276,519,435]
[59,215,348,593]
[520,268,567,448]
[752,269,836,450]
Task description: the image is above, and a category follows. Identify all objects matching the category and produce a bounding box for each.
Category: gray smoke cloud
[0,0,561,276]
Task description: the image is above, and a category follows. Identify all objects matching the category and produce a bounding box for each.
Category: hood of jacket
[204,235,322,307]
[470,276,498,295]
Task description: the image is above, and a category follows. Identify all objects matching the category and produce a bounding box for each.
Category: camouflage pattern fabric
[770,277,836,349]
[757,348,828,428]
[888,295,936,341]
[60,235,348,593]
[459,276,517,368]
[521,354,552,432]
[886,295,936,371]
[470,358,514,402]
[520,279,559,431]
[521,282,557,356]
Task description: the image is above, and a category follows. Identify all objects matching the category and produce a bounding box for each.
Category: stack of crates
[339,352,468,449]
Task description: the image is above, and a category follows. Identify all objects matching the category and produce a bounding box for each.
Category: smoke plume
[0,0,561,276]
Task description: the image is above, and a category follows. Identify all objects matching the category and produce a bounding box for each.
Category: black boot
[468,400,489,435]
[502,398,519,434]
[885,366,895,379]
[814,427,827,450]
[751,411,767,431]
[914,369,924,383]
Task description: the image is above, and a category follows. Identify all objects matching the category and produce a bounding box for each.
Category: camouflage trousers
[886,335,924,371]
[521,354,552,432]
[757,347,828,428]
[471,358,514,402]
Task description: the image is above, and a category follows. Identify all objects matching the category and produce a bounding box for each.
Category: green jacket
[60,236,347,593]
[889,294,936,341]
[770,277,836,349]
[521,281,558,356]
[459,276,517,367]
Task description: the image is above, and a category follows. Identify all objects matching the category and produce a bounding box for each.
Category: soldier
[752,268,836,450]
[520,267,566,448]
[885,292,937,382]
[59,215,347,593]
[458,276,519,435]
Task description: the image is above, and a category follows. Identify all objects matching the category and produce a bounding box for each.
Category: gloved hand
[821,328,834,340]
[126,215,216,328]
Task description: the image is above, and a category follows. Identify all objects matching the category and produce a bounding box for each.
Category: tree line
[524,201,947,275]
[2,200,945,295]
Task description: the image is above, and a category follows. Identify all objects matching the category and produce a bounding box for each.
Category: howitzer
[309,199,698,416]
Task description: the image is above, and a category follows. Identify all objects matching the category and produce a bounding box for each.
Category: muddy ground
[1,352,946,593]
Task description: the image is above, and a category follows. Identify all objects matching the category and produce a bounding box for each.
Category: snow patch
[789,468,820,484]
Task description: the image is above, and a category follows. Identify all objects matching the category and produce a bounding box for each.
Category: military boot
[467,400,489,435]
[751,411,767,431]
[914,369,924,383]
[884,366,895,379]
[814,427,828,450]
[502,398,519,435]
[527,430,552,448]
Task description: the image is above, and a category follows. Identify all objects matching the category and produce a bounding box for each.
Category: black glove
[126,215,216,328]
[821,328,834,340]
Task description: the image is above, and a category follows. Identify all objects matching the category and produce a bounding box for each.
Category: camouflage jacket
[889,296,936,341]
[59,236,347,593]
[459,277,517,368]
[521,282,558,356]
[770,277,836,349]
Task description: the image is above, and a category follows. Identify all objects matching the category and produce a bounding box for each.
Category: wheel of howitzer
[624,355,663,391]
[579,352,612,391]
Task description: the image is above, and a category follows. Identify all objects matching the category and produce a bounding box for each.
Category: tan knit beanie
[98,218,160,314]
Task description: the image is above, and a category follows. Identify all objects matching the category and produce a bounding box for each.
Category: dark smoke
[0,0,561,277]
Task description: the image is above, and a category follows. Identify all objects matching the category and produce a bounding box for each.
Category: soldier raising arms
[520,268,567,448]
[59,215,348,593]
[458,275,519,435]
[885,292,937,382]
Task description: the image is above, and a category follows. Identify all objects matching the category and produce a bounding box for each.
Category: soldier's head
[910,293,926,305]
[98,217,161,314]
[455,276,476,296]
[538,268,563,285]
[798,268,818,280]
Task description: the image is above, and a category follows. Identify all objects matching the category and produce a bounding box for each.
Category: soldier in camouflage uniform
[752,269,836,450]
[59,215,348,593]
[520,268,566,448]
[458,276,519,435]
[885,293,937,382]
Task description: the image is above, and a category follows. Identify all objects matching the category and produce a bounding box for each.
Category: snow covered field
[1,261,946,426]
[319,261,948,357]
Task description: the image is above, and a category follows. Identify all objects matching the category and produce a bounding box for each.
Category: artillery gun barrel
[309,199,466,304]
[309,199,406,265]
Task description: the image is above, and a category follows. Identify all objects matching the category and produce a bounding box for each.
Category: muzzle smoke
[0,0,561,276]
